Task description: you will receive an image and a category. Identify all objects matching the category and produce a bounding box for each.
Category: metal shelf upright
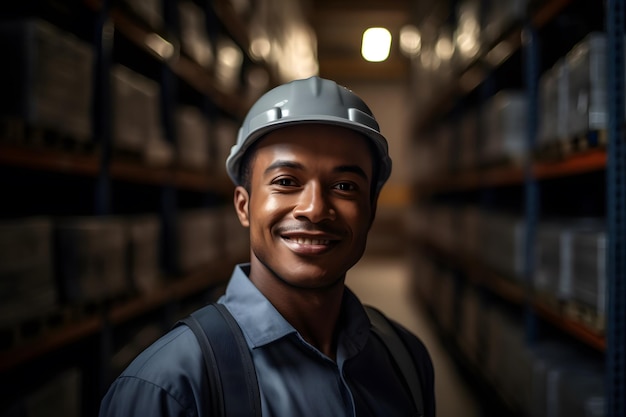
[606,0,626,415]
[522,21,541,346]
[93,0,113,216]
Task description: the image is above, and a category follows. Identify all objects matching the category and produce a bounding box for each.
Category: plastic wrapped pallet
[126,215,161,294]
[535,219,605,302]
[567,33,607,138]
[570,228,606,331]
[175,105,211,170]
[0,218,58,327]
[54,217,129,304]
[535,222,572,301]
[112,64,173,167]
[527,341,604,417]
[538,60,570,147]
[480,212,525,281]
[482,91,527,165]
[179,0,214,69]
[0,19,93,142]
[111,65,159,156]
[178,208,224,273]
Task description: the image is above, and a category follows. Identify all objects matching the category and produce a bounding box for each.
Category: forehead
[252,124,374,166]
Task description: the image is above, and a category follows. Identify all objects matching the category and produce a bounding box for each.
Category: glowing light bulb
[361,27,392,62]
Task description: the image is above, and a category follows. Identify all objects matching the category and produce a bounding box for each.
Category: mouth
[280,234,338,255]
[287,236,331,246]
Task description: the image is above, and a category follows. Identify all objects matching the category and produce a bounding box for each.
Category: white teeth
[294,237,330,245]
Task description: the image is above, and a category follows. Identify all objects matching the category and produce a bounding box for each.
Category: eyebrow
[264,160,304,176]
[264,160,369,181]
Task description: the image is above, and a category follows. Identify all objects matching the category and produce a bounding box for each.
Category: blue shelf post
[93,0,113,216]
[160,0,180,277]
[522,22,540,345]
[606,0,626,415]
[92,1,115,411]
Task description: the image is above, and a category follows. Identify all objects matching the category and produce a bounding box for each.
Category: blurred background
[0,0,623,416]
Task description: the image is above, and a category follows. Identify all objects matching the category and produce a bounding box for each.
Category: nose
[292,182,336,223]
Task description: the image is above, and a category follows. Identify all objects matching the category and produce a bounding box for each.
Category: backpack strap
[365,305,424,417]
[180,302,422,417]
[178,303,261,417]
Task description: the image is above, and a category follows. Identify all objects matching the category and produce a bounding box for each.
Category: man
[100,76,435,416]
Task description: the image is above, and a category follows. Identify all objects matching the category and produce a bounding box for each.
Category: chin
[271,258,348,290]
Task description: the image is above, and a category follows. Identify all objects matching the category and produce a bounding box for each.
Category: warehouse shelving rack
[605,1,626,415]
[410,0,625,415]
[0,1,266,415]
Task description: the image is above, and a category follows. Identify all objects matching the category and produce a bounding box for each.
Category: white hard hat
[226,76,392,193]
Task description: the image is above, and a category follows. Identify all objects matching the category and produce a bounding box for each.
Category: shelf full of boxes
[407,0,622,416]
[0,0,316,416]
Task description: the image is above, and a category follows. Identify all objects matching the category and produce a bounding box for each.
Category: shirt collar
[219,263,371,358]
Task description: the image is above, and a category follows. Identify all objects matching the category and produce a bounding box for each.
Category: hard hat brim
[226,117,392,193]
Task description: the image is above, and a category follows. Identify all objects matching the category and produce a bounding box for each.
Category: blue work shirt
[99,264,435,417]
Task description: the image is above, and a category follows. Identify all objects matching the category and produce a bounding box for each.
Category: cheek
[339,200,373,230]
[248,193,291,229]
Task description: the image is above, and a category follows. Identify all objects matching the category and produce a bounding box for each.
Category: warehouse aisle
[346,254,482,417]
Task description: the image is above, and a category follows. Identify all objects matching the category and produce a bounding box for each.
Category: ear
[234,186,250,227]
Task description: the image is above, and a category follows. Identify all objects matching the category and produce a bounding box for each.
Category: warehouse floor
[346,254,482,417]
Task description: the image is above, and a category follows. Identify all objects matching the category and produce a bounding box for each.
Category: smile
[281,234,338,255]
[289,237,331,246]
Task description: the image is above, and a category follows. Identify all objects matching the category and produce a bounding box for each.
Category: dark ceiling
[306,0,449,83]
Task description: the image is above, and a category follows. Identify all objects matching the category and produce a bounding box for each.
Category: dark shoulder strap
[180,309,223,417]
[365,305,424,417]
[178,303,261,417]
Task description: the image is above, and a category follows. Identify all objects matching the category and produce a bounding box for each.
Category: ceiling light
[250,36,271,61]
[399,25,421,57]
[361,27,392,62]
[435,31,454,61]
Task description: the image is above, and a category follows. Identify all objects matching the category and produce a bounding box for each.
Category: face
[234,124,377,291]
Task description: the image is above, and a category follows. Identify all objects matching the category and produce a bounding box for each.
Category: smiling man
[100,77,435,417]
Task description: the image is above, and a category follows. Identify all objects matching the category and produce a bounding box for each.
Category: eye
[272,177,298,187]
[333,182,357,192]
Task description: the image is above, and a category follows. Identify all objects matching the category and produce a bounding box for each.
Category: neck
[248,258,345,360]
[282,288,344,359]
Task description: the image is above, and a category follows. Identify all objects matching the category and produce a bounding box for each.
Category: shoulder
[389,320,434,369]
[100,326,206,417]
[365,306,433,371]
[371,311,437,417]
[122,325,203,381]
